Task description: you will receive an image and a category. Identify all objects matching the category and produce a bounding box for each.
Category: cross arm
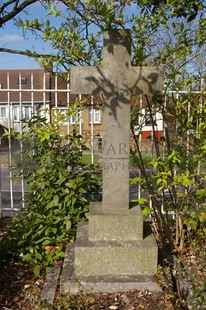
[70,66,104,94]
[129,67,163,94]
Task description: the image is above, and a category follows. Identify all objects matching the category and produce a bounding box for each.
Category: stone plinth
[88,202,143,241]
[60,219,160,294]
[75,221,157,277]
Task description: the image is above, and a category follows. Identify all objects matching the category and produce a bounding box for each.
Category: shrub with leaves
[130,91,206,307]
[131,91,206,252]
[1,113,101,275]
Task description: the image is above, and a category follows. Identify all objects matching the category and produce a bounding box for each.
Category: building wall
[0,69,50,102]
[0,69,51,133]
[0,69,164,152]
[50,73,104,150]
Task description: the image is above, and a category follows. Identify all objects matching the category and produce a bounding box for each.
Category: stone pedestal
[88,202,143,242]
[60,203,160,294]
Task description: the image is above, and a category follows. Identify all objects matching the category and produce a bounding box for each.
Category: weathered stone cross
[70,29,162,210]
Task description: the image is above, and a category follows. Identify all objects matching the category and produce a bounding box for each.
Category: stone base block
[60,243,161,294]
[89,202,143,241]
[75,222,158,277]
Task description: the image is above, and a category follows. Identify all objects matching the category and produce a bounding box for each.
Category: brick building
[0,69,164,151]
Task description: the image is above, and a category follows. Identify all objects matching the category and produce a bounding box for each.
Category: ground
[0,217,205,310]
[0,258,176,310]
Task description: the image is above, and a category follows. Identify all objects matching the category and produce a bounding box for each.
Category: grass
[7,152,99,168]
[130,153,155,167]
[81,153,99,164]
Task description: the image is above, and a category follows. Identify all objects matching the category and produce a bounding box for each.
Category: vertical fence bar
[138,94,143,201]
[0,155,2,217]
[31,72,34,116]
[7,73,14,213]
[19,73,25,209]
[79,94,82,137]
[197,78,204,174]
[66,77,70,136]
[90,95,94,164]
[186,100,191,170]
[43,72,47,120]
[55,73,58,110]
[54,73,58,128]
[162,94,167,159]
[173,91,180,221]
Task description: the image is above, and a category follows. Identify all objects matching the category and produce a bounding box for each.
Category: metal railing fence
[0,71,205,218]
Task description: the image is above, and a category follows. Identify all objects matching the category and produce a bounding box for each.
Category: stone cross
[70,29,162,210]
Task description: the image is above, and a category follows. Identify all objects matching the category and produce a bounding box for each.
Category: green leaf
[42,239,52,246]
[33,265,41,276]
[35,251,42,260]
[51,227,57,234]
[142,207,153,216]
[199,212,206,223]
[64,217,72,230]
[131,198,148,205]
[53,195,59,205]
[52,251,65,260]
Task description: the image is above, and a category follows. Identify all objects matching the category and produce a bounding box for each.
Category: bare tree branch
[0,0,38,27]
[0,46,50,57]
[0,47,77,67]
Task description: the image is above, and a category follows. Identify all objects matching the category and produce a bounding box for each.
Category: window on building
[70,114,79,124]
[59,109,81,124]
[23,106,31,120]
[132,116,139,126]
[145,109,153,125]
[13,107,19,121]
[33,105,44,117]
[89,109,101,124]
[0,107,6,118]
[0,84,3,89]
[18,77,27,85]
[13,106,31,121]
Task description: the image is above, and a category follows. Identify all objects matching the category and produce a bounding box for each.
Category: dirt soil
[0,257,177,310]
[0,217,198,310]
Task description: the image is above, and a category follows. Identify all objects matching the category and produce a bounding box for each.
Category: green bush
[1,114,101,275]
